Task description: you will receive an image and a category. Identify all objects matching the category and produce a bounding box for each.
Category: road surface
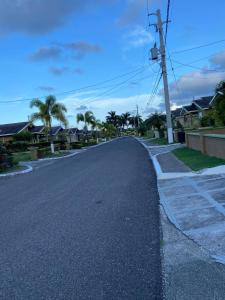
[0,137,162,299]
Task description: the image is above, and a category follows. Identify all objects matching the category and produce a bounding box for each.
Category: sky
[0,0,225,127]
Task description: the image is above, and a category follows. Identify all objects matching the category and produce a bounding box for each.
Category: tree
[129,115,142,128]
[101,122,116,138]
[145,113,165,137]
[212,80,225,125]
[30,95,68,153]
[76,111,95,141]
[121,112,131,129]
[106,111,119,127]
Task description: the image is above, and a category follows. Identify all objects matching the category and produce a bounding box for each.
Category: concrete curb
[37,150,82,162]
[0,163,33,178]
[136,137,225,179]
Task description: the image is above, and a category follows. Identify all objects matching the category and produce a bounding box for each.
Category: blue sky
[0,0,225,126]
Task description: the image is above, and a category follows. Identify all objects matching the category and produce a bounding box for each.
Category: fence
[186,132,225,160]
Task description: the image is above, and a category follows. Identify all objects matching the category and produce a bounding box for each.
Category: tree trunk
[49,121,55,154]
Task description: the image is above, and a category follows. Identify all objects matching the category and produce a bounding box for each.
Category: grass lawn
[153,138,168,145]
[173,147,225,171]
[12,151,33,163]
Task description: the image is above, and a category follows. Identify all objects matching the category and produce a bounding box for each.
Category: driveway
[0,137,162,299]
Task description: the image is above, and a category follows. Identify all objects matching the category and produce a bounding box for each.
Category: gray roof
[172,108,183,118]
[193,96,213,109]
[0,122,29,136]
[30,125,45,134]
[183,103,198,113]
[50,126,63,135]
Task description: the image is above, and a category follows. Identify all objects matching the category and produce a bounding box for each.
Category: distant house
[30,125,45,143]
[172,96,213,129]
[193,96,213,118]
[63,128,79,143]
[31,125,64,143]
[0,122,30,143]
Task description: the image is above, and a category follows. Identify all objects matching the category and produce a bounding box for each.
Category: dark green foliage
[37,147,51,158]
[200,115,215,127]
[13,131,32,142]
[71,142,83,149]
[0,143,14,172]
[82,140,97,147]
[7,141,29,152]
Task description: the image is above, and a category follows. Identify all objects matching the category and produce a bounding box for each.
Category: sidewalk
[137,137,225,299]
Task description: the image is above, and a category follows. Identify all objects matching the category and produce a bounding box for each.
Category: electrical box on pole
[150,47,159,60]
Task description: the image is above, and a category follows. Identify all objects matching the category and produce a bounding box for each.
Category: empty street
[0,138,162,299]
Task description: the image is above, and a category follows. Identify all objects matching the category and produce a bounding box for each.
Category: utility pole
[150,9,174,143]
[136,104,139,136]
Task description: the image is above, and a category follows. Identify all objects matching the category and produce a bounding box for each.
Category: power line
[79,68,150,106]
[171,39,225,55]
[165,0,171,44]
[171,59,225,73]
[0,65,148,104]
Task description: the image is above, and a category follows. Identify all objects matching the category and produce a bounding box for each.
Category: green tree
[106,111,119,127]
[121,112,131,129]
[145,113,166,137]
[212,80,225,125]
[30,95,68,153]
[76,111,95,141]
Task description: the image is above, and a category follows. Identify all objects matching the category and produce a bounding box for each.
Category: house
[63,128,79,143]
[193,96,213,118]
[0,122,30,143]
[172,96,213,129]
[30,125,45,143]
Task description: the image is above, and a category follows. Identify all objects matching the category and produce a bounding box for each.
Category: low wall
[186,133,225,160]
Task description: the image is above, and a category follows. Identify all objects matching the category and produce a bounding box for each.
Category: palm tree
[90,118,102,141]
[121,112,131,129]
[106,111,119,127]
[76,111,95,141]
[145,113,165,137]
[30,95,68,153]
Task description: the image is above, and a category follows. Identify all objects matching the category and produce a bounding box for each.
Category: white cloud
[60,91,163,125]
[164,70,225,105]
[210,49,225,69]
[125,26,153,48]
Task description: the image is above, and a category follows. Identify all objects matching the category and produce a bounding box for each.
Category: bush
[13,131,32,142]
[37,147,51,159]
[6,141,29,152]
[71,142,82,149]
[12,151,33,163]
[82,140,97,147]
[0,143,14,172]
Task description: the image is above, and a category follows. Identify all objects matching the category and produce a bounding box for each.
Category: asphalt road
[0,137,162,299]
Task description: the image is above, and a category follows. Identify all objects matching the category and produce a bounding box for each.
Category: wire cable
[171,39,225,55]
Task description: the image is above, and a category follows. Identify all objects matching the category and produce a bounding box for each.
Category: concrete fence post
[186,133,189,148]
[199,134,206,154]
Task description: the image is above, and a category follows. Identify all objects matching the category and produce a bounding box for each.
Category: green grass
[153,138,168,145]
[173,147,225,171]
[12,151,33,163]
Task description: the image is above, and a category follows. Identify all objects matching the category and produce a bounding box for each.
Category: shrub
[37,147,51,158]
[82,140,97,147]
[13,131,32,142]
[12,151,33,163]
[6,141,29,152]
[71,142,82,149]
[0,143,14,172]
